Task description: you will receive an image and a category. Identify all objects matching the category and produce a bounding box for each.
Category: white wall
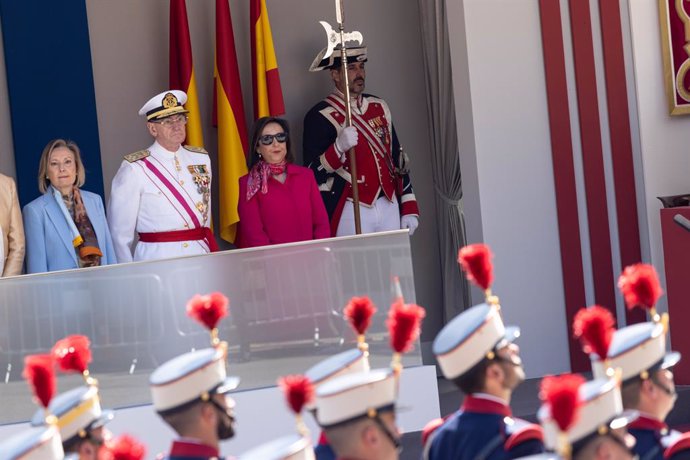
[448,0,571,377]
[627,0,690,318]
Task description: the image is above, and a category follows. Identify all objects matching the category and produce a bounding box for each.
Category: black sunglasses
[259,132,287,145]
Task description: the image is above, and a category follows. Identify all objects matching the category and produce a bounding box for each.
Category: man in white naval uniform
[108,90,217,262]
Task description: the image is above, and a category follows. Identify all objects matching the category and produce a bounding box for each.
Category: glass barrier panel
[0,230,420,424]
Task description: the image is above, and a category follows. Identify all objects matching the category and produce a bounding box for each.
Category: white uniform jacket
[108,141,212,263]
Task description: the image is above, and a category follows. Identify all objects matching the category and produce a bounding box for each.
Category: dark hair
[453,358,491,395]
[248,117,295,169]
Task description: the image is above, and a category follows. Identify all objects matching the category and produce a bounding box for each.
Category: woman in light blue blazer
[23,139,116,273]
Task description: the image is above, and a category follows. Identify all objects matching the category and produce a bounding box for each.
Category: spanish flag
[169,0,204,147]
[250,0,285,118]
[215,0,248,243]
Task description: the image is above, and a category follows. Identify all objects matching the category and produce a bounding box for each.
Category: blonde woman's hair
[37,139,86,194]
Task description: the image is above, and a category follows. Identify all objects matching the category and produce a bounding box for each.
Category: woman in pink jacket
[237,117,330,248]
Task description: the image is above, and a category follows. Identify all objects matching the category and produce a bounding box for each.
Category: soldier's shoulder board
[124,150,150,163]
[184,145,208,154]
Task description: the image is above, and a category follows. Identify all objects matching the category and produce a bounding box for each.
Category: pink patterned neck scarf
[246,160,287,200]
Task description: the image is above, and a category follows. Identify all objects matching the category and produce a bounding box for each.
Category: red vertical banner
[169,0,204,147]
[250,0,285,118]
[215,0,248,243]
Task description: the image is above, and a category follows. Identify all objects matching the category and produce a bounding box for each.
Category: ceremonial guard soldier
[30,335,114,460]
[573,263,689,460]
[303,37,419,237]
[149,292,239,460]
[424,244,544,459]
[521,373,639,460]
[108,90,217,263]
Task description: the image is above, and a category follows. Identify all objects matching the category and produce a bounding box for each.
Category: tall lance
[319,0,364,234]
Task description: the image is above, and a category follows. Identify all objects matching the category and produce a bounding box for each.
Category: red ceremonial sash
[141,157,202,229]
[325,94,395,175]
[139,228,219,252]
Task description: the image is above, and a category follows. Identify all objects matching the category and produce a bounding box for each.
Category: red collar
[461,394,512,417]
[170,439,220,457]
[318,431,330,446]
[629,414,668,431]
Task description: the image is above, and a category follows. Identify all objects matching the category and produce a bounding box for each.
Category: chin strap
[372,414,402,453]
[650,375,676,398]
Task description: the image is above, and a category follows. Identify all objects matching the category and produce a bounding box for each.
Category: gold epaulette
[184,145,208,154]
[124,150,150,163]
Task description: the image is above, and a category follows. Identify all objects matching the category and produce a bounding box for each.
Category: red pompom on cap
[572,306,615,361]
[344,296,377,336]
[23,354,56,410]
[617,263,663,311]
[387,301,426,354]
[540,373,585,432]
[98,434,147,460]
[278,374,315,415]
[458,244,493,291]
[52,335,92,374]
[186,292,229,330]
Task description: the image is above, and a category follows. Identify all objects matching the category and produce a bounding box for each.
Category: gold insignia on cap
[162,92,178,109]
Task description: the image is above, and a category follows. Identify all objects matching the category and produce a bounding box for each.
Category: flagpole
[335,0,362,235]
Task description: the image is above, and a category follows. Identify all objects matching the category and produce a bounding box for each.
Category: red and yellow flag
[169,0,203,147]
[214,0,248,243]
[250,0,285,118]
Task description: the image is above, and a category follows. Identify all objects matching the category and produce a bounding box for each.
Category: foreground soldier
[522,373,638,460]
[237,374,315,460]
[314,298,424,460]
[576,263,689,460]
[30,335,113,460]
[316,369,401,460]
[425,244,544,459]
[149,292,239,459]
[0,355,66,460]
[304,296,375,460]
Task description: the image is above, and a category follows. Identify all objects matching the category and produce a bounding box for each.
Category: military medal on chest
[187,164,210,224]
[368,116,390,145]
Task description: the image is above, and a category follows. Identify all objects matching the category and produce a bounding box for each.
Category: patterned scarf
[246,160,287,200]
[61,186,102,267]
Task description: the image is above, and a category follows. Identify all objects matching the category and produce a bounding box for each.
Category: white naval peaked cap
[139,90,189,121]
[304,348,370,410]
[433,303,520,380]
[238,434,315,460]
[539,378,638,450]
[149,347,239,414]
[30,385,113,444]
[590,321,681,382]
[316,368,397,428]
[0,425,64,460]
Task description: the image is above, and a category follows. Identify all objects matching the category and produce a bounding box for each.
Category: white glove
[401,215,419,236]
[335,126,359,154]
